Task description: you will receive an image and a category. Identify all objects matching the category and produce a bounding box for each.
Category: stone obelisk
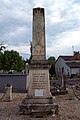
[19,7,58,115]
[32,8,46,61]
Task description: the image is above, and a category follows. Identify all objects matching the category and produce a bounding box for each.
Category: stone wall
[0,74,28,92]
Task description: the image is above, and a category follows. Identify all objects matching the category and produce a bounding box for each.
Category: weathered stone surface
[20,7,58,115]
[28,69,51,97]
[19,103,58,115]
[3,84,12,102]
[32,8,46,61]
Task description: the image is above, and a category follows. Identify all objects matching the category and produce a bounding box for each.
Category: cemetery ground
[0,86,80,120]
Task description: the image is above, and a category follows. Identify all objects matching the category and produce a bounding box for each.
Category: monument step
[19,103,58,115]
[22,96,54,104]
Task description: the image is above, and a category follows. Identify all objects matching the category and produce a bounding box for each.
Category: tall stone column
[20,7,58,116]
[28,7,51,99]
[32,8,46,61]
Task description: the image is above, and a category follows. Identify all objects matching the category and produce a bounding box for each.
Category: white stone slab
[35,89,43,96]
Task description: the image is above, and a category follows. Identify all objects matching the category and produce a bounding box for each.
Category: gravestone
[3,84,12,102]
[19,7,58,115]
[61,73,66,90]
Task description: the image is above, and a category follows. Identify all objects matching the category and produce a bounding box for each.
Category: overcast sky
[0,0,80,59]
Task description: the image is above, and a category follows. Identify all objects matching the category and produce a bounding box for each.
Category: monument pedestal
[19,62,58,115]
[20,98,58,115]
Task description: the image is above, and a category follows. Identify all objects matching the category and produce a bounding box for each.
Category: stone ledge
[28,64,50,69]
[21,96,54,104]
[19,103,58,115]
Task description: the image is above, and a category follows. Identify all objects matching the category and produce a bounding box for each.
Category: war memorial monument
[19,7,58,115]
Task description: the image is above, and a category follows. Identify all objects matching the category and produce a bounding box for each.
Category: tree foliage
[0,42,6,51]
[28,41,32,63]
[0,52,4,70]
[48,56,56,77]
[0,50,25,71]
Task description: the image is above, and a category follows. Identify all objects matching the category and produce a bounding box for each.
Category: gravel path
[0,87,80,120]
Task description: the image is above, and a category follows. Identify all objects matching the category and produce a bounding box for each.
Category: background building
[55,51,80,77]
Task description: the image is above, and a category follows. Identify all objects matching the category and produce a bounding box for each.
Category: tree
[0,42,6,52]
[27,41,32,63]
[0,50,25,71]
[0,52,4,70]
[48,56,56,77]
[0,42,6,70]
[29,41,32,63]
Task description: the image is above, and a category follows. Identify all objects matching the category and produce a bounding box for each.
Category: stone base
[19,97,58,116]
